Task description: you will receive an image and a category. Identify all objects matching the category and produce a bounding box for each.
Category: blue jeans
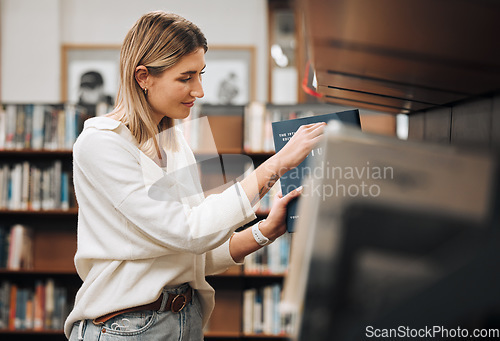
[68,283,204,341]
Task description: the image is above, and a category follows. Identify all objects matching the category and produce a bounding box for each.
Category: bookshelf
[0,102,81,339]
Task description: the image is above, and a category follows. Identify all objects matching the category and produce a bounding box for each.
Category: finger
[303,122,327,130]
[310,122,326,134]
[282,186,303,204]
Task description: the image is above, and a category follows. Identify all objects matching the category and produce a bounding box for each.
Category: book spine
[0,281,10,329]
[33,280,45,331]
[5,105,16,149]
[21,162,30,210]
[61,171,69,210]
[65,104,76,149]
[32,104,45,150]
[14,106,25,150]
[0,165,5,209]
[8,284,17,330]
[262,285,273,334]
[53,161,62,209]
[44,279,54,330]
[253,289,263,334]
[8,163,22,210]
[25,289,34,330]
[57,109,65,150]
[0,106,5,150]
[24,104,34,149]
[242,288,255,334]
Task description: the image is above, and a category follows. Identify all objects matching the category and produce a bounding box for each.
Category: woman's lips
[182,101,194,107]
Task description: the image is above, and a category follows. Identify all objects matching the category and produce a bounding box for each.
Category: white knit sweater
[64,117,256,337]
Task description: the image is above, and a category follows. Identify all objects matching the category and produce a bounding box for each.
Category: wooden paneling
[451,98,492,147]
[318,85,432,113]
[317,71,464,109]
[33,229,77,272]
[408,113,425,141]
[492,96,500,149]
[208,285,242,333]
[359,114,396,136]
[424,107,452,144]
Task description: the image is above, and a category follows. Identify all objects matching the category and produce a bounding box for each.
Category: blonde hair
[112,11,207,156]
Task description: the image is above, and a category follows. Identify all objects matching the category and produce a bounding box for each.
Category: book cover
[271,109,360,232]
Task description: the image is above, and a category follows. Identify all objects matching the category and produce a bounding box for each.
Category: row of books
[243,284,286,335]
[0,224,33,270]
[0,103,91,151]
[0,160,73,211]
[0,279,69,331]
[244,231,291,275]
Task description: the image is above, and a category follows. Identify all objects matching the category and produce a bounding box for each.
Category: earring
[143,87,148,96]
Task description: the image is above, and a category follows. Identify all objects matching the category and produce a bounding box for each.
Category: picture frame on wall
[61,44,121,115]
[201,46,256,105]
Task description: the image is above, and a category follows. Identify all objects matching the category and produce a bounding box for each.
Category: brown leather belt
[93,286,193,325]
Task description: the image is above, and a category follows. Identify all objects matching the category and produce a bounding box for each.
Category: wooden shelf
[241,334,289,339]
[194,150,275,157]
[302,0,500,114]
[0,269,78,276]
[0,149,72,157]
[241,273,286,279]
[0,329,64,334]
[204,331,288,339]
[243,151,275,158]
[204,330,242,338]
[0,208,78,216]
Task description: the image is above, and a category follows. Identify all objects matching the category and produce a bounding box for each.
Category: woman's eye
[180,77,191,83]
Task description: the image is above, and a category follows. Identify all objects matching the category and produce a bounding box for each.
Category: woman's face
[147,47,205,122]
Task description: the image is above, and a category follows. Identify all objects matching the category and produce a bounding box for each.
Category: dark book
[271,109,361,232]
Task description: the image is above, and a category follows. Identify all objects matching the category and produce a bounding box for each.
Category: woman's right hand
[276,122,326,173]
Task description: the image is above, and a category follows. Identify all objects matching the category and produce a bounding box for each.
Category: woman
[65,11,325,340]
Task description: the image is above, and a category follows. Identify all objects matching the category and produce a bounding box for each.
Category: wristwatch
[252,220,273,246]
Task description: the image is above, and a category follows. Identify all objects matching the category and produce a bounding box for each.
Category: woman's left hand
[258,186,303,241]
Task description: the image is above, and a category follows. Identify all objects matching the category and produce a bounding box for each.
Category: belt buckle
[171,294,187,313]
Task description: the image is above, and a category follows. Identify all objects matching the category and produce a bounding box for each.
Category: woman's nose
[191,79,204,98]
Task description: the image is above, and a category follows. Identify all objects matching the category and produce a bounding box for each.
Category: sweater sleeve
[205,233,244,275]
[73,128,256,258]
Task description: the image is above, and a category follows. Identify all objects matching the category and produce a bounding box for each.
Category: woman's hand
[258,187,303,241]
[275,122,326,174]
[229,187,302,262]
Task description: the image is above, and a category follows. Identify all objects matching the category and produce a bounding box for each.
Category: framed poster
[61,44,121,106]
[201,46,256,105]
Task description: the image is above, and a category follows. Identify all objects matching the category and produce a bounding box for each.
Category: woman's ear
[135,65,149,90]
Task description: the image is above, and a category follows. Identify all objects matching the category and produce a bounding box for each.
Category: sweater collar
[83,116,121,131]
[83,116,138,146]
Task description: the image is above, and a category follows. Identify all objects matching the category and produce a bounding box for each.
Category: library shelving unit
[0,148,81,341]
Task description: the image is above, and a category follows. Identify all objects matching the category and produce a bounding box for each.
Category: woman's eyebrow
[180,65,206,75]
